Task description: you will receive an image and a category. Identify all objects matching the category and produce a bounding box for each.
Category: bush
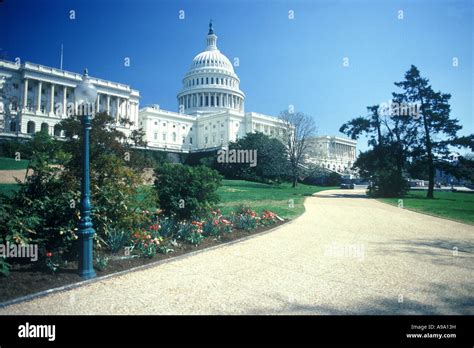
[367,169,410,198]
[105,228,131,254]
[154,163,222,220]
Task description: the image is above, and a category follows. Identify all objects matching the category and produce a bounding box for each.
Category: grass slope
[0,183,20,197]
[0,157,29,170]
[217,180,336,219]
[379,190,474,225]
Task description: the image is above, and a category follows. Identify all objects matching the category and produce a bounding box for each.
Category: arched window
[54,124,61,137]
[27,121,35,134]
[41,123,49,133]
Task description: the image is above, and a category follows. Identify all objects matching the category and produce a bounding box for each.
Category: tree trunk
[427,154,435,199]
[292,175,298,188]
[420,97,435,199]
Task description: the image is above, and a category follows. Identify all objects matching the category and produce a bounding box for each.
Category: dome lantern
[206,20,218,50]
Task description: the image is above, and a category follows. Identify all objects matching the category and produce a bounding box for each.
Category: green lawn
[217,179,336,219]
[0,183,21,197]
[0,180,334,220]
[0,156,29,170]
[379,190,474,225]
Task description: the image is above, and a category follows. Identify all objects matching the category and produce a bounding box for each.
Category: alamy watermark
[378,100,421,119]
[217,149,257,167]
[0,242,38,261]
[324,242,365,261]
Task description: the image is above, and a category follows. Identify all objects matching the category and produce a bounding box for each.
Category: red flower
[46,252,52,258]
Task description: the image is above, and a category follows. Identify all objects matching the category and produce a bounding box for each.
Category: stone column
[116,97,120,121]
[23,78,28,110]
[106,95,110,114]
[50,84,55,115]
[96,93,100,113]
[62,86,67,116]
[36,80,42,112]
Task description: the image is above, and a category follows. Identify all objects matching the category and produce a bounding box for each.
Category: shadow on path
[249,282,474,315]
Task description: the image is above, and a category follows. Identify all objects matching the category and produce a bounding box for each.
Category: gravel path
[0,169,27,183]
[1,189,473,315]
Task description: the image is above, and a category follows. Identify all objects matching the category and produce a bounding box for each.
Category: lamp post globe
[75,68,97,279]
[75,68,98,108]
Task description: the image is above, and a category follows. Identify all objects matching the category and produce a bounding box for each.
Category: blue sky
[1,0,472,152]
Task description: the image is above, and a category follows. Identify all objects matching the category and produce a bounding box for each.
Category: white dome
[191,50,234,74]
[177,21,245,116]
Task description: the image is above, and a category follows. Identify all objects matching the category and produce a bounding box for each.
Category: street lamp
[75,69,97,279]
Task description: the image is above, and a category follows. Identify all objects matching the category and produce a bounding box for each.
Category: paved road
[1,189,473,314]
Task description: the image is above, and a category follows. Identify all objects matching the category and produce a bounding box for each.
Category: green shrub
[0,258,11,277]
[95,254,109,271]
[105,228,131,254]
[367,169,410,198]
[154,163,222,220]
[158,217,177,237]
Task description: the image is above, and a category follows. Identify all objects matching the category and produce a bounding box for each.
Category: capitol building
[0,22,356,174]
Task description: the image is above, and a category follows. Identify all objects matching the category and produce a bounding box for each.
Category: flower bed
[0,206,284,303]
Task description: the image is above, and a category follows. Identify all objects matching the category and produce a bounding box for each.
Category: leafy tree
[216,132,289,183]
[392,65,470,198]
[57,112,158,238]
[340,105,410,197]
[340,65,473,198]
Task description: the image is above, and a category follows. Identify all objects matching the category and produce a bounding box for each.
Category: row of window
[193,58,227,68]
[180,94,242,109]
[152,121,192,131]
[151,132,227,146]
[185,76,237,88]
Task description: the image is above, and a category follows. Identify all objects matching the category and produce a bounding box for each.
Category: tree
[279,110,317,187]
[216,132,289,183]
[392,65,467,198]
[340,105,411,197]
[0,75,13,133]
[340,65,473,198]
[57,112,157,238]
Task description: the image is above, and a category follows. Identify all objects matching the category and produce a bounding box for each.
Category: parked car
[340,183,354,189]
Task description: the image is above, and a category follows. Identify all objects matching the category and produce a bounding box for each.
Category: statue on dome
[208,19,214,35]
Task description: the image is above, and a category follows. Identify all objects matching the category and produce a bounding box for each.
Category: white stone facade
[305,136,357,173]
[0,60,140,138]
